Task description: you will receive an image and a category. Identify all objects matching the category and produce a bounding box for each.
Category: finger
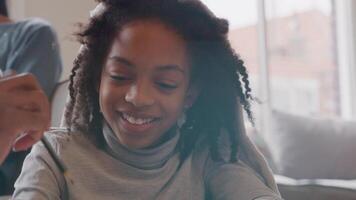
[1,90,49,112]
[15,90,49,114]
[0,89,50,127]
[0,108,49,134]
[12,130,43,152]
[0,73,41,91]
[0,91,51,135]
[3,69,17,77]
[17,110,50,132]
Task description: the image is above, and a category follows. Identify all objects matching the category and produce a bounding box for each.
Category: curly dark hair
[65,0,254,163]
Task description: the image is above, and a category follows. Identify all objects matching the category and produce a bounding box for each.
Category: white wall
[335,0,356,118]
[8,0,97,80]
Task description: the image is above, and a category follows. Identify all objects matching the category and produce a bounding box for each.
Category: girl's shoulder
[41,127,93,156]
[45,127,71,139]
[190,135,282,199]
[190,133,233,171]
[192,143,281,199]
[190,134,264,183]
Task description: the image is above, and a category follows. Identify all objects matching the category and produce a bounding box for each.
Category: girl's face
[99,20,196,149]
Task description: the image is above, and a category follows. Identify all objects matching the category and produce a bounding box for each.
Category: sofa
[260,110,356,200]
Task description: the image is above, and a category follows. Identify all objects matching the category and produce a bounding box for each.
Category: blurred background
[201,0,356,124]
[7,0,97,81]
[8,0,356,121]
[6,0,356,199]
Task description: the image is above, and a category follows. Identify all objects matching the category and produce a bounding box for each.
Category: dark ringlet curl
[65,0,254,162]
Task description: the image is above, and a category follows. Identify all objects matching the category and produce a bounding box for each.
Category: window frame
[334,0,356,119]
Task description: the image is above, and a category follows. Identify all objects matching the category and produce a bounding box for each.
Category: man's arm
[6,19,62,97]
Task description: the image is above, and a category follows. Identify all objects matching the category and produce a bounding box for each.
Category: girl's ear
[96,81,100,93]
[184,84,200,109]
[95,76,100,92]
[95,70,103,93]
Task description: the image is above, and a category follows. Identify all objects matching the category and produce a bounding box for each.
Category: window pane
[265,0,339,117]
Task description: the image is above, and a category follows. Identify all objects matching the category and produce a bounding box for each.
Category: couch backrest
[264,110,356,179]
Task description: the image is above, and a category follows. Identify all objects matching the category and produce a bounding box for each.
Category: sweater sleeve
[205,161,282,200]
[12,136,66,200]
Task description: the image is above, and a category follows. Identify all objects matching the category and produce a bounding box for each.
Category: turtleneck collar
[102,122,180,170]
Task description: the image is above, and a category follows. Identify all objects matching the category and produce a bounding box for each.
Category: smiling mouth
[120,112,159,125]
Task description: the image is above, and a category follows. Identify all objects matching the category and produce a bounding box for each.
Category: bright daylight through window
[202,0,345,131]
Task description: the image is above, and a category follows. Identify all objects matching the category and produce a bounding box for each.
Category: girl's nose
[124,83,155,108]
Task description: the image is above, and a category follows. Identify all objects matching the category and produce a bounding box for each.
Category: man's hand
[0,73,50,164]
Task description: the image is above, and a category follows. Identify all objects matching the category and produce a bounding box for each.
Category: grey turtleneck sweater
[12,124,281,200]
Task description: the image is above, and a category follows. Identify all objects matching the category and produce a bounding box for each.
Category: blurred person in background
[0,0,62,195]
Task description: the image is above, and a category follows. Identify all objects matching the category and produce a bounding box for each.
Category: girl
[13,0,282,199]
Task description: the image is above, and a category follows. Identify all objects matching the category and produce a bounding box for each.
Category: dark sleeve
[6,19,62,97]
[205,161,282,200]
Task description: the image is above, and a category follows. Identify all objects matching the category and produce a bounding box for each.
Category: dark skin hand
[0,15,11,23]
[0,73,50,164]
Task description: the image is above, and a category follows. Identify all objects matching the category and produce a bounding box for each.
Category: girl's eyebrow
[108,56,135,68]
[157,65,185,75]
[108,55,185,75]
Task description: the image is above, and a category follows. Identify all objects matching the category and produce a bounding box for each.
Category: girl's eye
[157,82,178,90]
[110,75,131,81]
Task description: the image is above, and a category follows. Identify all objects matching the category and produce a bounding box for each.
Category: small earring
[177,111,186,129]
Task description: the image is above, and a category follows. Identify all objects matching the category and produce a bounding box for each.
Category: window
[266,0,338,117]
[202,0,356,134]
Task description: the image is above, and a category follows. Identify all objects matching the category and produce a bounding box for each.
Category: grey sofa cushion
[275,175,356,200]
[265,110,356,179]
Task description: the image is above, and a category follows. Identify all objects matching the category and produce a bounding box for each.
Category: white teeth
[122,113,155,125]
